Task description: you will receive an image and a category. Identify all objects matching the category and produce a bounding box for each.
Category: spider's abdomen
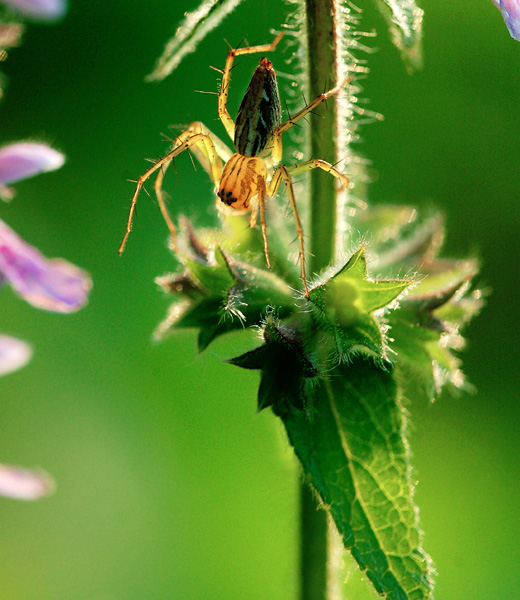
[218,153,267,210]
[234,58,281,158]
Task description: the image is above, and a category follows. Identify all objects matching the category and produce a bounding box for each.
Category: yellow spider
[119,33,350,297]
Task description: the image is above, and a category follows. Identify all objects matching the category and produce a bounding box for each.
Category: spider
[119,33,350,297]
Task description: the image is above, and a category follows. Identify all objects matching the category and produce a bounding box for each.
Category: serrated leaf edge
[323,375,434,599]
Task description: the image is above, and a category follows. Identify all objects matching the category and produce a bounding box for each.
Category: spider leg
[253,192,271,270]
[218,33,284,142]
[270,78,351,164]
[268,166,309,297]
[179,121,232,177]
[286,158,350,190]
[119,130,223,254]
[266,159,349,295]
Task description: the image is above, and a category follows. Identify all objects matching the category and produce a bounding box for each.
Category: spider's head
[218,153,267,211]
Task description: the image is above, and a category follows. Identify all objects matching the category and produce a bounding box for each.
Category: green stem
[307,0,339,274]
[300,481,329,600]
[300,1,339,599]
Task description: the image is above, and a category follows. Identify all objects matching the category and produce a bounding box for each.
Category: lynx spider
[119,33,350,297]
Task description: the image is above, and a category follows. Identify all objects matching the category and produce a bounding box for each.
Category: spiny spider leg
[285,158,350,189]
[267,166,308,296]
[266,159,350,296]
[179,122,232,176]
[153,122,232,251]
[217,32,284,141]
[271,78,352,164]
[119,129,223,254]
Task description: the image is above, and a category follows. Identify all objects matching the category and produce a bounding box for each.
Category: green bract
[154,204,482,600]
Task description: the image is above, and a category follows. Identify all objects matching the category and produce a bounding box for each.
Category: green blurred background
[1,1,518,599]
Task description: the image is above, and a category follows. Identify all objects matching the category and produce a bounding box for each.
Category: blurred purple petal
[0,335,32,376]
[0,142,65,187]
[0,219,92,313]
[493,0,520,40]
[0,463,54,500]
[0,0,67,21]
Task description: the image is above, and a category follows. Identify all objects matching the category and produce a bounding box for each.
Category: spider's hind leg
[266,158,351,296]
[268,165,309,297]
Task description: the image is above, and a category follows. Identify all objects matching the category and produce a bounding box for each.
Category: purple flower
[0,334,32,375]
[0,3,79,506]
[0,142,91,311]
[0,0,67,22]
[492,0,520,40]
[0,219,91,312]
[0,142,65,201]
[0,463,54,500]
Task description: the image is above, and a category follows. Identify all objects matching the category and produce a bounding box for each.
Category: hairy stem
[307,0,339,274]
[300,1,340,599]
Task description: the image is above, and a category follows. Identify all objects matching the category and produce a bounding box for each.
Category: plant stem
[300,481,328,600]
[306,0,338,274]
[300,1,339,599]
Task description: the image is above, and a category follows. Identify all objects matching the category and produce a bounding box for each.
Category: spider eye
[218,188,237,206]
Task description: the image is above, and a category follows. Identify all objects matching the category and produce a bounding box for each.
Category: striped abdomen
[234,58,281,157]
[218,153,267,211]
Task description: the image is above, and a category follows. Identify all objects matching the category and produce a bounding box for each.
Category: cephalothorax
[119,34,350,296]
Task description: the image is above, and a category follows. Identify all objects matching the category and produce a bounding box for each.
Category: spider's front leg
[270,79,351,164]
[285,158,350,190]
[119,124,225,254]
[217,33,284,143]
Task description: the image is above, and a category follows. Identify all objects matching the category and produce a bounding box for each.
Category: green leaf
[218,248,296,311]
[156,245,300,350]
[388,263,483,399]
[312,247,411,315]
[386,307,442,399]
[184,246,235,294]
[154,296,231,350]
[274,359,434,600]
[229,315,320,411]
[220,212,303,290]
[155,272,204,301]
[353,205,419,249]
[434,288,484,326]
[309,247,412,360]
[147,0,244,81]
[373,213,444,273]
